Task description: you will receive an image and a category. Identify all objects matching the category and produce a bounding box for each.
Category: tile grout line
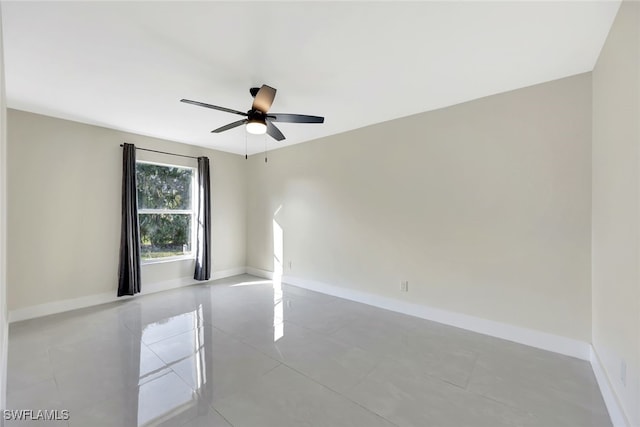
[463,350,480,391]
[215,321,399,426]
[225,295,496,422]
[264,361,400,427]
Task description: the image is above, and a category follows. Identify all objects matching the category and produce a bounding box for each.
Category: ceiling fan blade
[266,120,285,141]
[252,85,277,113]
[211,119,248,133]
[267,113,324,124]
[181,99,247,117]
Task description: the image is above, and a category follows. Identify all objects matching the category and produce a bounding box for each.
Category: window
[136,162,196,261]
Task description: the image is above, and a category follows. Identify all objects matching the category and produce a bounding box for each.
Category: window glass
[136,162,195,261]
[137,163,192,210]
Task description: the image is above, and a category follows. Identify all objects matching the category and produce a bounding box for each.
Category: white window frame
[136,160,197,264]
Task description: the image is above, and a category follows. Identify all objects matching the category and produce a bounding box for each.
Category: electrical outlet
[621,359,627,386]
[400,280,409,292]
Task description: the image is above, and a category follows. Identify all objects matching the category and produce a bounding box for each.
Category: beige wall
[0,3,8,409]
[247,73,592,342]
[592,1,640,425]
[7,109,246,311]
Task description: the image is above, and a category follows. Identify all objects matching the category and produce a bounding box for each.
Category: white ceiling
[2,1,620,155]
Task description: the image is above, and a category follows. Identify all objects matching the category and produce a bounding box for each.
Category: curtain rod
[120,144,200,160]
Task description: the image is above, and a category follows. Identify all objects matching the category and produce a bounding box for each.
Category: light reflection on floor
[137,305,205,425]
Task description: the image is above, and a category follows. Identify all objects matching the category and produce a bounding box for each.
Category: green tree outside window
[136,163,194,260]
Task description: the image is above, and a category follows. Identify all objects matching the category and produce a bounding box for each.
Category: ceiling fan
[180,84,324,141]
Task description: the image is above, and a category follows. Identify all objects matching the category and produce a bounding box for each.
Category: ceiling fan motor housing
[248,109,266,121]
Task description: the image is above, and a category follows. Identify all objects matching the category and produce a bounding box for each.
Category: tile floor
[6,274,611,427]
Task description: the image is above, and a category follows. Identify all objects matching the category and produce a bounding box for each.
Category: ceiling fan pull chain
[264,135,268,163]
[245,133,248,160]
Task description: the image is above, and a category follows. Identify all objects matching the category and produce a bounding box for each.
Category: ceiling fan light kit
[246,118,267,135]
[181,84,324,142]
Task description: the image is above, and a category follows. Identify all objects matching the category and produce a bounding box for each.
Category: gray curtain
[117,143,142,296]
[194,156,211,280]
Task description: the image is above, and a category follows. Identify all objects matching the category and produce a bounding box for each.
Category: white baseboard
[9,291,121,323]
[8,267,246,323]
[590,347,630,427]
[212,267,248,280]
[280,274,591,361]
[245,267,274,279]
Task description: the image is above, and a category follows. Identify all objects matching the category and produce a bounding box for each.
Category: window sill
[141,256,195,266]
